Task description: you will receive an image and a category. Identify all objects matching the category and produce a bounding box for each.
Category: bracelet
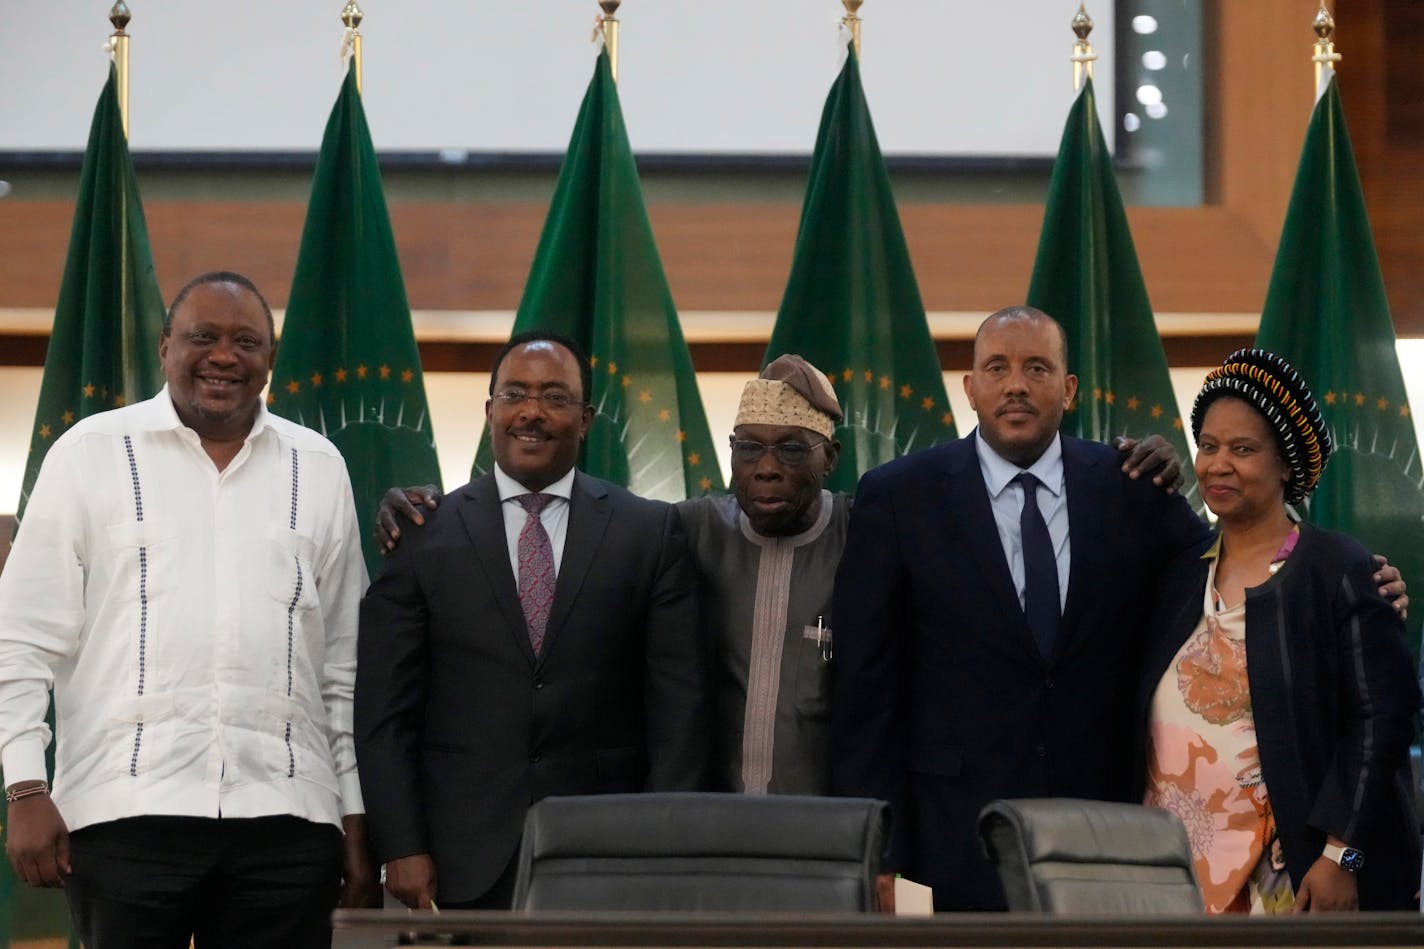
[5,781,49,803]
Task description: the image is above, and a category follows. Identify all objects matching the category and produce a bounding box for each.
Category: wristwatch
[1322,842,1365,872]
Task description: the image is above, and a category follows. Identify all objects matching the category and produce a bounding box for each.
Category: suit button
[1044,677,1054,689]
[533,678,545,690]
[530,752,542,764]
[1035,744,1048,757]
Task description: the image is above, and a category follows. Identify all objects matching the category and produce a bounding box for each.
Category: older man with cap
[675,354,846,795]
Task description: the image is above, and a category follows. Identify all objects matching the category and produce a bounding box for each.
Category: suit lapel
[457,476,538,665]
[540,472,612,665]
[941,437,1041,664]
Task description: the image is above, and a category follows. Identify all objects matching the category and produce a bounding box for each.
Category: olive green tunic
[676,491,850,794]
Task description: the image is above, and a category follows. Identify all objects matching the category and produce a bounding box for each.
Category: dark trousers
[65,814,342,949]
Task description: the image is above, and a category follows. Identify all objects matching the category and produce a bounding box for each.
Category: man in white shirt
[0,272,377,947]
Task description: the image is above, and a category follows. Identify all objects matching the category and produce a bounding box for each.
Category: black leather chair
[511,792,889,911]
[978,798,1204,914]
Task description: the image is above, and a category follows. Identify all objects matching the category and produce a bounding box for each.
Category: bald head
[974,306,1068,369]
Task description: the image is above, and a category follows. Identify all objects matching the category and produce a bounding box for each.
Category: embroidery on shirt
[741,540,795,793]
[284,446,300,778]
[123,435,148,777]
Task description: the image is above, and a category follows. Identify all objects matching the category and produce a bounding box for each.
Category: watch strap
[1322,842,1364,872]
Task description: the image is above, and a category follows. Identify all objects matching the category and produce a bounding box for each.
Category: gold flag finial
[1313,3,1334,40]
[842,0,864,59]
[341,1,364,93]
[598,1,621,83]
[108,2,131,138]
[1071,3,1097,92]
[1311,2,1340,93]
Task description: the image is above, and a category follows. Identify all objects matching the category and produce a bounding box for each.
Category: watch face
[1339,848,1365,872]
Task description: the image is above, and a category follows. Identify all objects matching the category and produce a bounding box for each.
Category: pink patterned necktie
[515,493,556,654]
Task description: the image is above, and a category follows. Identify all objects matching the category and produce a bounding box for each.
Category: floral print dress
[1144,532,1298,914]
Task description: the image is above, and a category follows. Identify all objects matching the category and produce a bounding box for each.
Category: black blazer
[1137,523,1421,909]
[830,432,1209,910]
[354,471,709,903]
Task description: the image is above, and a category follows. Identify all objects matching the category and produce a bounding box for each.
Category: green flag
[14,64,165,522]
[269,64,441,577]
[765,44,956,493]
[3,62,153,949]
[1026,77,1200,509]
[1254,70,1424,656]
[472,49,723,499]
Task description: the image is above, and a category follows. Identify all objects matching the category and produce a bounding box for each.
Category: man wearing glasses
[676,355,846,796]
[354,330,709,911]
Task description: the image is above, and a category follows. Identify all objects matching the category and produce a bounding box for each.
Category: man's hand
[374,485,441,554]
[385,853,438,909]
[1372,554,1408,620]
[1293,855,1358,913]
[4,791,70,887]
[1114,434,1184,495]
[337,814,382,908]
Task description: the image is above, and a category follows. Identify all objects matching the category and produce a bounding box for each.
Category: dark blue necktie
[1014,472,1059,658]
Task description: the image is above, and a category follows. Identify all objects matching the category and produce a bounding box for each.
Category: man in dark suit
[829,306,1210,911]
[354,330,708,910]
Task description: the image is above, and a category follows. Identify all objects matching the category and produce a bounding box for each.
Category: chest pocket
[790,618,832,717]
[268,529,319,613]
[104,520,178,602]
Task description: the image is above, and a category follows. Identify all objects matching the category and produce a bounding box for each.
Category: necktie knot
[1013,471,1042,496]
[516,493,553,516]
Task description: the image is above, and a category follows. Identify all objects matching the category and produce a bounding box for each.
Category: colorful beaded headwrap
[1191,349,1332,504]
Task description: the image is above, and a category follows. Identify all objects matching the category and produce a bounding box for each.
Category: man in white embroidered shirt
[0,272,378,947]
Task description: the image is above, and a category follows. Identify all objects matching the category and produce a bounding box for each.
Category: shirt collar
[973,427,1064,500]
[494,464,576,503]
[145,384,272,443]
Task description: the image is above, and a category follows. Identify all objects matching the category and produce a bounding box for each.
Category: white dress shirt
[493,464,576,578]
[0,388,367,832]
[974,428,1071,612]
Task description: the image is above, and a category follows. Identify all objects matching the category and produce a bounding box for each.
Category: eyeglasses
[492,389,585,410]
[729,437,828,467]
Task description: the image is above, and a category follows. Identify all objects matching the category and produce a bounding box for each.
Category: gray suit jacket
[355,471,709,902]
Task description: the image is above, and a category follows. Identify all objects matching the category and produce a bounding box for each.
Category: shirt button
[1044,677,1054,689]
[1035,744,1048,758]
[533,678,545,690]
[530,752,542,764]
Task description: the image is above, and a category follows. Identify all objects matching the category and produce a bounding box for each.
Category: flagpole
[108,1,135,402]
[842,0,863,58]
[598,1,620,83]
[1071,3,1096,92]
[342,1,364,94]
[108,2,131,137]
[1312,3,1341,94]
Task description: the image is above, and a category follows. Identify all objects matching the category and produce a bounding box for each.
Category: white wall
[4,340,1423,511]
[0,1,1113,157]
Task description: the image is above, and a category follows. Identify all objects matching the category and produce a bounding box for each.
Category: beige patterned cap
[735,354,843,439]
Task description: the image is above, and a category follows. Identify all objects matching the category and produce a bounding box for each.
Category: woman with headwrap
[1137,349,1421,913]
